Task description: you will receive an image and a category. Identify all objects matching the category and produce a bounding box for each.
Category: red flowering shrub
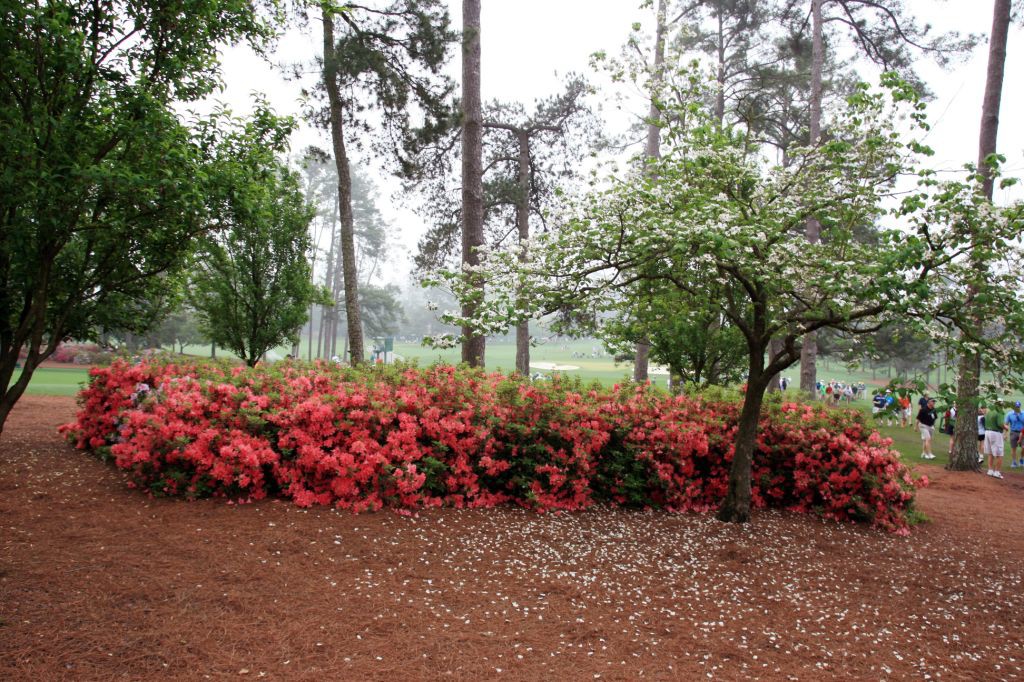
[61,359,927,533]
[49,342,115,365]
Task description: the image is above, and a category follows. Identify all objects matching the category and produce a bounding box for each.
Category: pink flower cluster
[61,359,926,533]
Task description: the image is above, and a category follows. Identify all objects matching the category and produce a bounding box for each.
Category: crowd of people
[800,379,1023,480]
[869,388,1024,480]
[813,379,868,405]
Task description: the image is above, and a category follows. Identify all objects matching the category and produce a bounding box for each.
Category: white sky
[212,0,1024,284]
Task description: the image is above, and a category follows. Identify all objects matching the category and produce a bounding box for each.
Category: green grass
[392,339,639,387]
[15,367,90,396]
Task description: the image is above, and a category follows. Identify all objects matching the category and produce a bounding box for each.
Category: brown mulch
[1,396,1022,681]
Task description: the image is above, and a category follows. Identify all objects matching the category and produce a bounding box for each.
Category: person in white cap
[1005,400,1024,468]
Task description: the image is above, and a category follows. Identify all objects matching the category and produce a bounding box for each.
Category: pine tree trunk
[319,216,337,361]
[307,304,314,360]
[977,0,1009,200]
[950,0,1010,472]
[799,0,824,396]
[633,0,668,383]
[514,130,531,375]
[714,5,725,123]
[337,157,362,364]
[317,306,327,359]
[322,6,364,365]
[460,0,486,367]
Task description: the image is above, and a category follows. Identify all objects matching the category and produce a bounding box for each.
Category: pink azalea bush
[61,359,927,533]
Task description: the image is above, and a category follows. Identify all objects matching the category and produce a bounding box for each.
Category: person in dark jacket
[916,397,938,460]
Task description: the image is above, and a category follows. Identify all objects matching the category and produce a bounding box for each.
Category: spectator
[898,394,911,428]
[917,397,938,460]
[1005,401,1024,468]
[872,391,887,418]
[943,405,956,455]
[977,406,988,463]
[983,403,1007,479]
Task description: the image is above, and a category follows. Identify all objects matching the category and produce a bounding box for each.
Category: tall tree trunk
[317,306,327,359]
[514,130,531,375]
[950,0,1010,472]
[633,0,668,383]
[307,304,314,360]
[319,216,337,360]
[976,0,1009,201]
[322,6,364,365]
[714,5,726,123]
[330,221,345,359]
[460,0,485,367]
[799,0,824,397]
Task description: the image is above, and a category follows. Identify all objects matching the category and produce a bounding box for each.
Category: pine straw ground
[1,396,1022,681]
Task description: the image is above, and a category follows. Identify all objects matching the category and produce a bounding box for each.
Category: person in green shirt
[983,404,1008,479]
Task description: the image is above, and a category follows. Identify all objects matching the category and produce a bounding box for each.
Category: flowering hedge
[61,359,927,533]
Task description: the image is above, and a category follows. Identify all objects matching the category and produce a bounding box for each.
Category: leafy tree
[0,0,276,434]
[431,74,936,524]
[153,306,207,354]
[668,0,776,123]
[415,76,596,374]
[360,284,406,338]
[784,0,977,394]
[299,150,404,360]
[599,287,748,389]
[949,0,1013,472]
[318,0,456,364]
[901,169,1024,471]
[190,112,323,367]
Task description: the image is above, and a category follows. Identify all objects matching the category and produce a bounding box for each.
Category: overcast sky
[212,0,1024,283]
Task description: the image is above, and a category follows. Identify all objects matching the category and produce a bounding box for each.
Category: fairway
[15,367,90,397]
[392,339,644,387]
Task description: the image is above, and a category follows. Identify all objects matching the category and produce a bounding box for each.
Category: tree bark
[460,0,486,368]
[307,303,314,360]
[514,130,531,375]
[322,6,364,365]
[950,0,1010,472]
[766,337,784,393]
[714,4,726,124]
[799,0,824,396]
[0,295,62,437]
[0,356,38,438]
[718,362,769,524]
[633,0,668,383]
[977,0,1009,200]
[319,212,337,360]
